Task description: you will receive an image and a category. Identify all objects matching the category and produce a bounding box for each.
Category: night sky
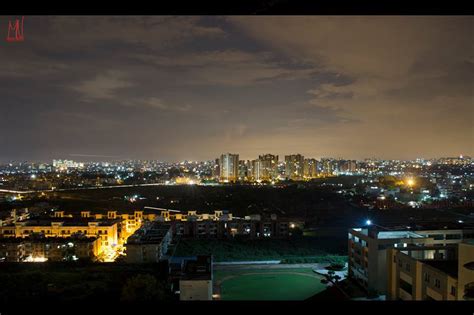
[1,16,473,162]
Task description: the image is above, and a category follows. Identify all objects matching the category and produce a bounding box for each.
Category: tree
[320,269,349,298]
[120,274,166,302]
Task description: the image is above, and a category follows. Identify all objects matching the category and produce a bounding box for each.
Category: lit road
[0,181,224,195]
[0,183,172,194]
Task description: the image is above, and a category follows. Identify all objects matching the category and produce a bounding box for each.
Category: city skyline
[1,16,473,162]
[0,153,471,165]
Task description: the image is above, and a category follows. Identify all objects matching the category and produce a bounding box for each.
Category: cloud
[131,49,315,86]
[70,71,192,112]
[26,16,226,50]
[0,16,472,161]
[226,16,473,101]
[307,83,354,100]
[225,16,474,158]
[227,16,473,78]
[123,97,192,112]
[71,70,133,101]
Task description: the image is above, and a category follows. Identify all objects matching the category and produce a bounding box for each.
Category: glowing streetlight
[366,219,372,226]
[406,178,415,187]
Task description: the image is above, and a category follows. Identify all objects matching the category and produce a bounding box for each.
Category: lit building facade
[156,210,294,239]
[320,158,336,176]
[285,154,304,180]
[387,241,474,300]
[339,160,357,173]
[238,160,251,181]
[0,236,99,262]
[252,154,278,181]
[219,153,239,182]
[0,218,119,257]
[303,158,319,179]
[52,159,84,171]
[348,225,474,295]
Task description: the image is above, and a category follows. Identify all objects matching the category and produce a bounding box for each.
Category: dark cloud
[0,16,472,162]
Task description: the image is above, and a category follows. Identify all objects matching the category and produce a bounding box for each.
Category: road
[0,183,169,194]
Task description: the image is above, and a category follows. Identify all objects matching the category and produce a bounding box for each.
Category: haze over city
[1,16,473,163]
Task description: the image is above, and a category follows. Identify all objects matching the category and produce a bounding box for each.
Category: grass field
[215,268,326,300]
[174,237,348,263]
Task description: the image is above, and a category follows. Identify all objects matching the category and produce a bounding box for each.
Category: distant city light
[366,220,372,226]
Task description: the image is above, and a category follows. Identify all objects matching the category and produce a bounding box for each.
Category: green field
[174,238,347,263]
[215,268,326,300]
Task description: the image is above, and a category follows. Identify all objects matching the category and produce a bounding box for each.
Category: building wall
[253,154,278,181]
[125,243,162,263]
[348,227,472,295]
[170,219,290,239]
[387,249,424,300]
[303,158,319,178]
[179,280,213,301]
[457,242,474,300]
[388,249,459,301]
[219,154,239,182]
[124,226,172,263]
[421,264,457,300]
[0,238,99,262]
[0,221,118,255]
[285,154,304,180]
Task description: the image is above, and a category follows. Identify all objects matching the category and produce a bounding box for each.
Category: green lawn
[174,237,347,263]
[215,268,326,300]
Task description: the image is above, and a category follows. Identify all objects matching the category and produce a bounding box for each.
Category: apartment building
[348,223,474,295]
[0,235,99,262]
[124,222,172,263]
[46,210,162,244]
[81,210,158,241]
[0,217,119,256]
[387,241,474,300]
[169,255,214,301]
[158,210,292,239]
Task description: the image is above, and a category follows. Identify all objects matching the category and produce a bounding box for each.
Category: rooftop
[421,259,459,278]
[126,222,171,244]
[5,217,121,227]
[377,231,425,239]
[351,227,425,240]
[351,220,474,239]
[181,255,212,281]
